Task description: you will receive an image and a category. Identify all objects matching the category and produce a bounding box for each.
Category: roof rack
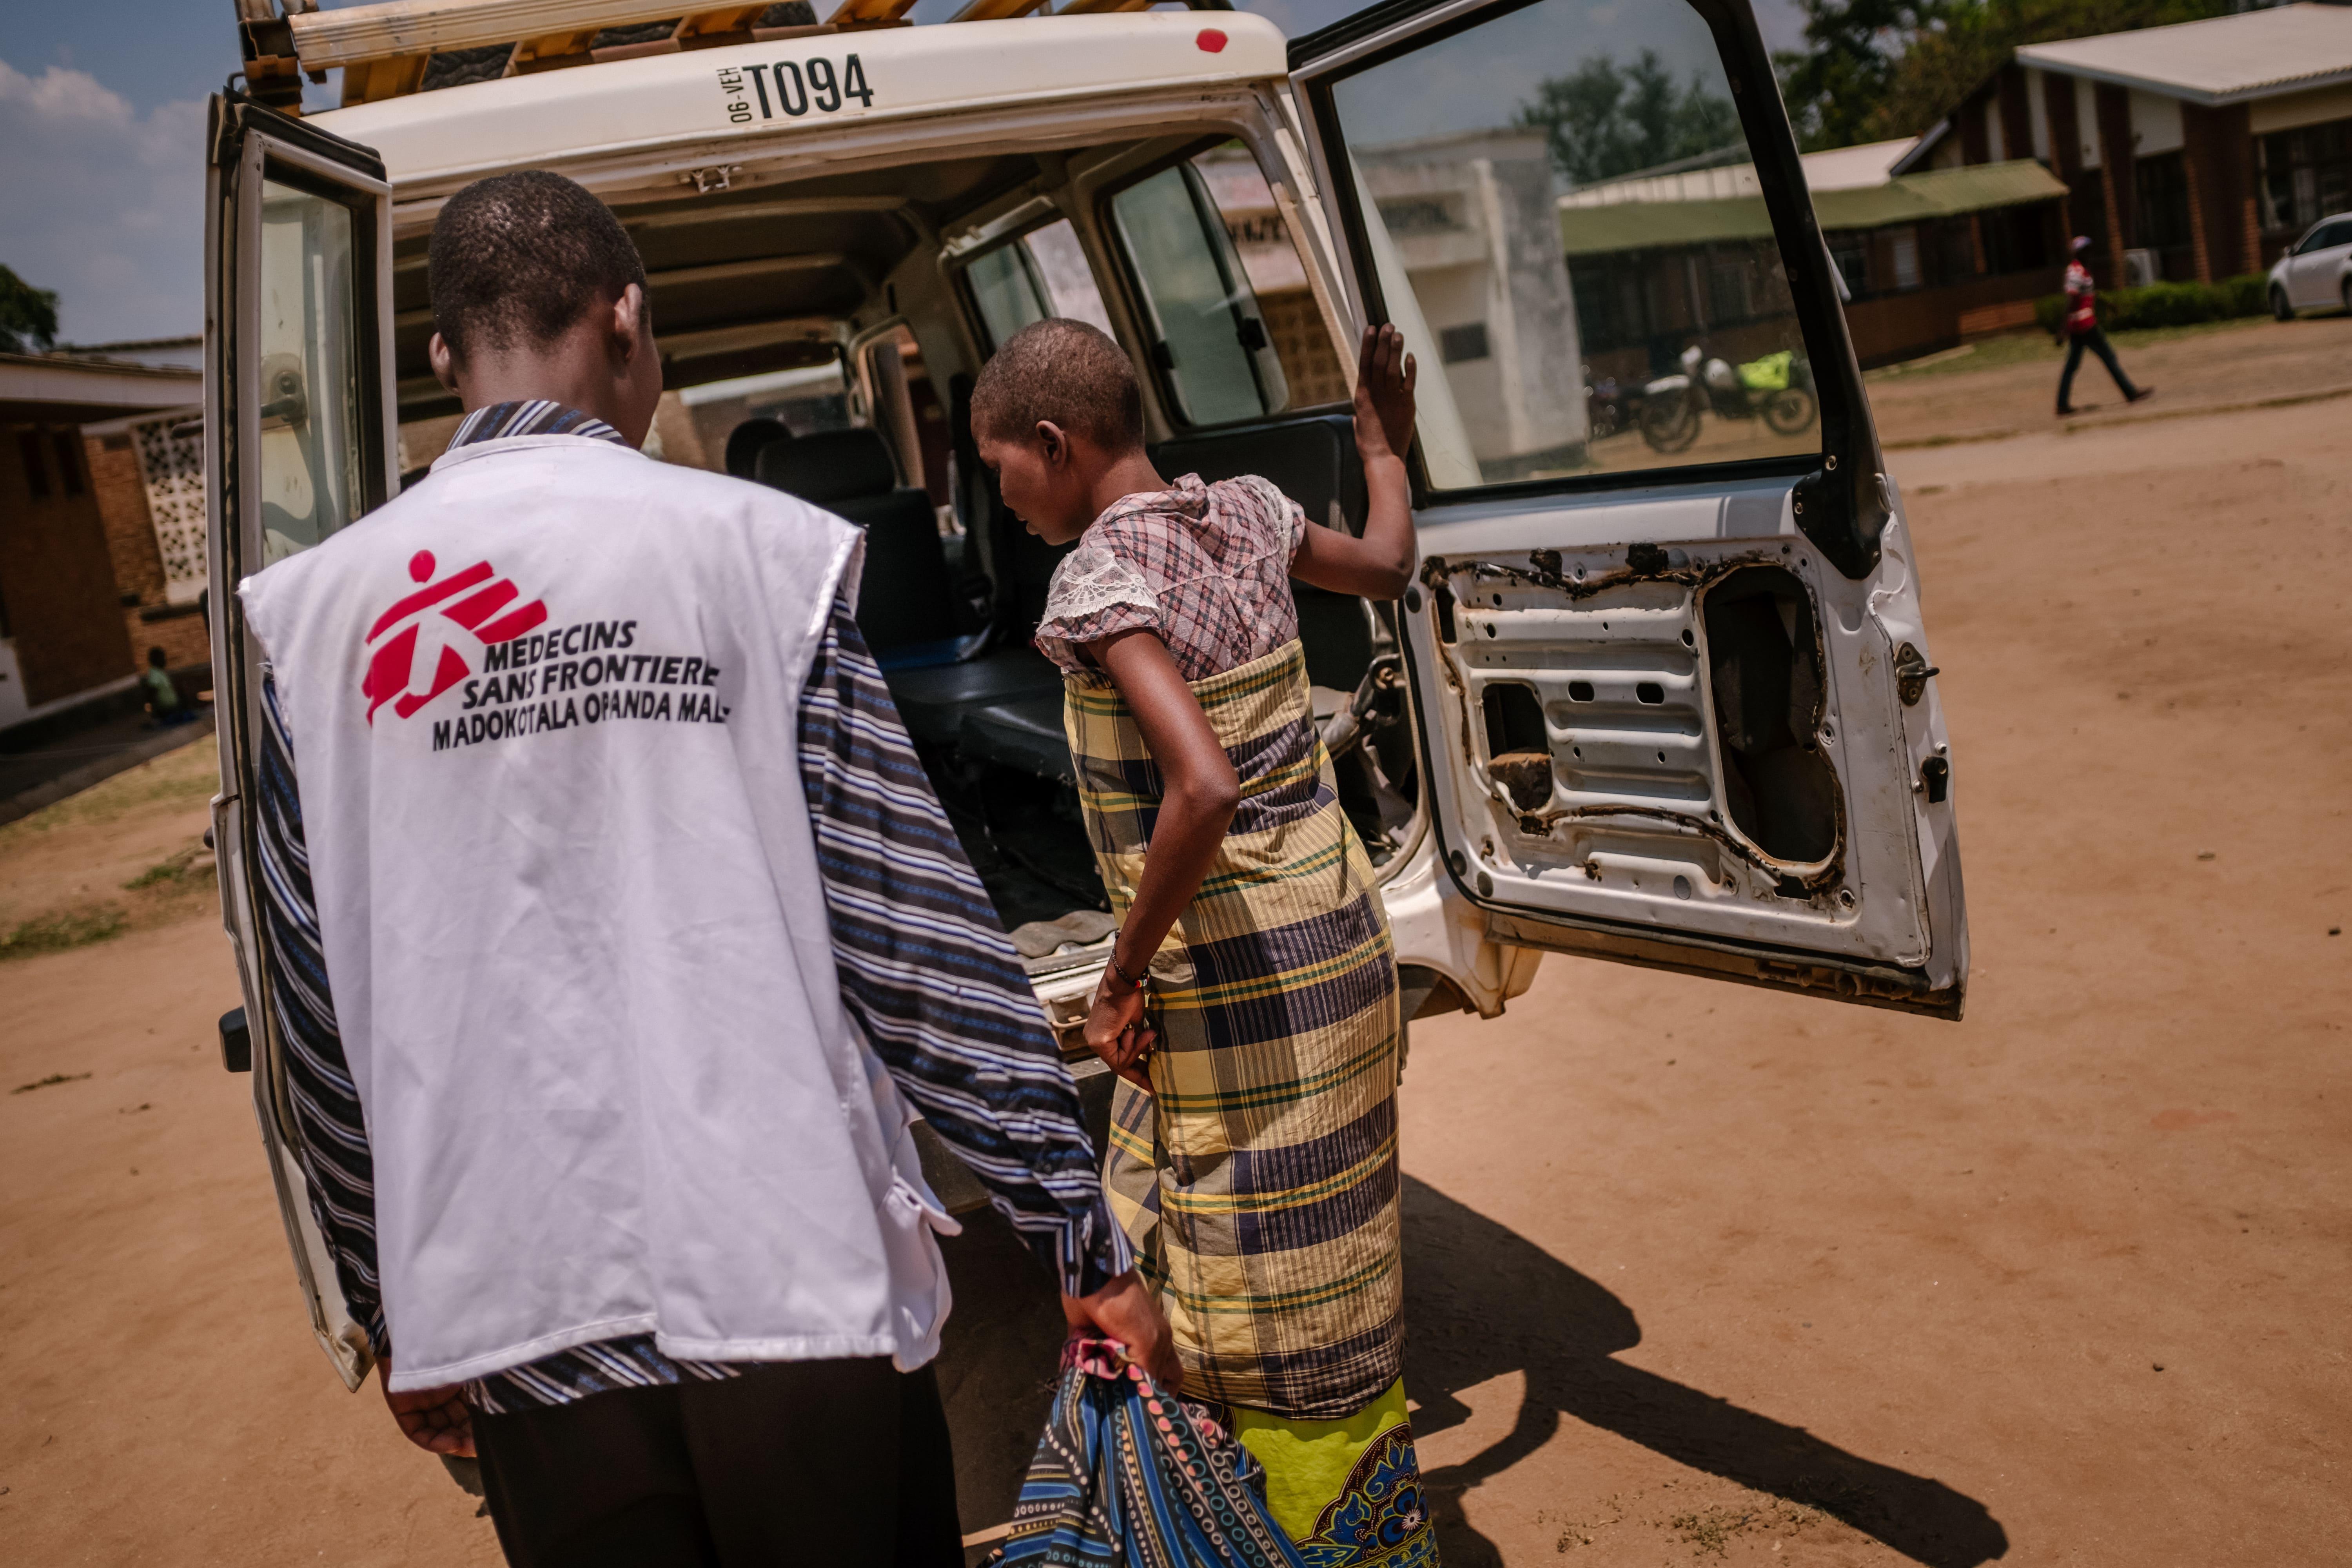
[234,0,1232,113]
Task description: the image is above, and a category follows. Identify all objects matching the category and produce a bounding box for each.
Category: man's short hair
[970,318,1143,452]
[428,171,649,363]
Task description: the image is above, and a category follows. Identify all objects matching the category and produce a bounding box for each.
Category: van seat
[757,428,958,654]
[1150,412,1374,691]
[881,647,1066,746]
[958,695,1075,786]
[1149,412,1365,536]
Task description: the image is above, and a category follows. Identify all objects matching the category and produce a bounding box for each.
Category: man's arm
[795,598,1174,1378]
[255,671,473,1453]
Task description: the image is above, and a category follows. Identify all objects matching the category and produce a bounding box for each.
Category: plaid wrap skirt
[1065,639,1403,1421]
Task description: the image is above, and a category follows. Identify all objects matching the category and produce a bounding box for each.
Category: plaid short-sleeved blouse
[1033,473,1307,682]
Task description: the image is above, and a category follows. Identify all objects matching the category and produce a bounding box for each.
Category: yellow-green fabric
[1063,638,1404,1422]
[1234,1379,1409,1539]
[1217,1379,1437,1565]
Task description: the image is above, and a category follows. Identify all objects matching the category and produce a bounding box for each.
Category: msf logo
[362,550,548,723]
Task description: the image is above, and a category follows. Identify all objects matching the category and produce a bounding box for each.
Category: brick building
[1557,139,2069,374]
[1897,2,2352,285]
[0,343,205,734]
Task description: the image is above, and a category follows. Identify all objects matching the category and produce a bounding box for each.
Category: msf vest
[242,434,955,1391]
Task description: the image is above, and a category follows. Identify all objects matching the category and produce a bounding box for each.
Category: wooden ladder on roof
[234,0,1231,113]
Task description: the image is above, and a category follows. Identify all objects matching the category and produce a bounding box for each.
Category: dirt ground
[4,318,2348,1565]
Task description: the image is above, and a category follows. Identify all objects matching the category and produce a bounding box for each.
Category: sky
[0,0,1809,347]
[1324,0,1737,150]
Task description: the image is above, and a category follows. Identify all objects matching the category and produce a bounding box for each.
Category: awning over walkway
[0,352,205,426]
[1559,158,2067,258]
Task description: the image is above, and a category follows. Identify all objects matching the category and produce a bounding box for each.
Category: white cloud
[0,57,205,345]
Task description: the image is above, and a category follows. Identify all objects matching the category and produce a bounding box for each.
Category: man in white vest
[241,170,1172,1566]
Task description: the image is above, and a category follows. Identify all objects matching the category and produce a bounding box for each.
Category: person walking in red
[2057,235,2153,415]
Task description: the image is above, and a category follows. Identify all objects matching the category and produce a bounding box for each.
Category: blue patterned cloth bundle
[996,1339,1309,1568]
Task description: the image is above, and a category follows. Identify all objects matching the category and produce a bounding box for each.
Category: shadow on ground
[935,1179,2007,1566]
[1403,1176,2008,1566]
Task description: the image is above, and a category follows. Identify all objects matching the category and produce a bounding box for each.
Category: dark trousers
[2058,326,2138,408]
[473,1359,963,1568]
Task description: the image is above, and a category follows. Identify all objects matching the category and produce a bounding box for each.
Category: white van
[204,0,1967,1533]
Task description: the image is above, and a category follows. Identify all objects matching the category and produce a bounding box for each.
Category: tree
[1517,51,1745,189]
[0,266,60,356]
[1773,0,1955,153]
[1774,0,2234,152]
[1873,0,2230,142]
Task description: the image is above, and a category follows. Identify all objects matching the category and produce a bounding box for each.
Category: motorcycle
[1583,368,1637,441]
[1639,344,1817,453]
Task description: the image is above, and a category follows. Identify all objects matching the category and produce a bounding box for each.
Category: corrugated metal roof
[1559,137,1918,210]
[1559,159,2064,257]
[1893,158,2071,213]
[2016,2,2352,105]
[1560,195,1775,255]
[1800,137,1921,192]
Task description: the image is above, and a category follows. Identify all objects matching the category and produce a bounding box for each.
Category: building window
[1708,255,1751,324]
[1935,215,1974,280]
[52,432,85,497]
[2134,151,2192,271]
[1438,322,1492,364]
[1567,255,1660,354]
[2071,174,2107,257]
[1829,239,1869,298]
[16,432,50,499]
[1889,229,1922,290]
[2258,118,2352,236]
[1375,197,1459,235]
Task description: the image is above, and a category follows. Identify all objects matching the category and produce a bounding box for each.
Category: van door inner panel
[1426,540,1856,935]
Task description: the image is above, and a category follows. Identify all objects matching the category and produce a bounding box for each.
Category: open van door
[1287,0,1967,1016]
[205,91,399,1385]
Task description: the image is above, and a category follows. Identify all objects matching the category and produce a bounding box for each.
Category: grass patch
[0,903,129,959]
[0,833,218,959]
[1664,1498,1826,1557]
[13,1071,92,1094]
[0,736,218,848]
[1669,1506,1752,1557]
[124,841,211,891]
[1885,426,2020,450]
[1867,314,2274,383]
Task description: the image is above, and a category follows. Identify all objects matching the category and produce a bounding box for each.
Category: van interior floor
[929,759,1111,943]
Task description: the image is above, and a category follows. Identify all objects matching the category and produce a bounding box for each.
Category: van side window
[966,238,1051,348]
[1107,155,1292,427]
[965,218,1113,351]
[257,179,368,558]
[1193,148,1350,407]
[858,325,953,520]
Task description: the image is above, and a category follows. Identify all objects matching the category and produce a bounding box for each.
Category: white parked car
[2268,212,2352,318]
[203,0,1969,1532]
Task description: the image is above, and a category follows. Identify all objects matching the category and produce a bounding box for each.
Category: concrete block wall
[85,432,211,678]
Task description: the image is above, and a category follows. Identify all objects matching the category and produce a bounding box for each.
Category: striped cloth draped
[1068,639,1403,1422]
